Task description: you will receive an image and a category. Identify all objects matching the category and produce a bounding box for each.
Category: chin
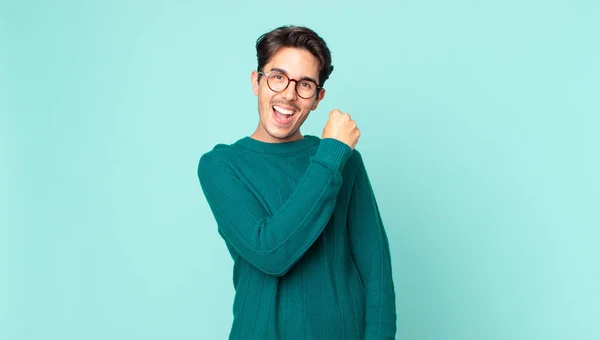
[266,127,299,141]
[268,130,294,140]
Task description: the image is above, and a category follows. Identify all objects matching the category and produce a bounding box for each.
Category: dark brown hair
[255,25,334,87]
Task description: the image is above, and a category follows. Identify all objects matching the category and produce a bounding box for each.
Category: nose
[280,80,298,101]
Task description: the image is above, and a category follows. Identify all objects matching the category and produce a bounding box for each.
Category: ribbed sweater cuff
[312,138,353,171]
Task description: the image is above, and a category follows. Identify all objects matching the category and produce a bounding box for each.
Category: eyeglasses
[258,71,321,99]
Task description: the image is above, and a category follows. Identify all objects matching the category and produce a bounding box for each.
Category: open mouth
[272,105,296,125]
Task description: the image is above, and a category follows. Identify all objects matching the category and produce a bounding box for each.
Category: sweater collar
[235,135,320,154]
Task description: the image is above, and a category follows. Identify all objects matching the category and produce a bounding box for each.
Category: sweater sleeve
[197,138,353,277]
[348,151,397,339]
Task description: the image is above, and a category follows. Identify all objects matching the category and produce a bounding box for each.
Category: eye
[300,81,313,89]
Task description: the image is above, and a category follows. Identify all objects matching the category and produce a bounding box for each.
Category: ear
[251,71,260,96]
[310,88,326,110]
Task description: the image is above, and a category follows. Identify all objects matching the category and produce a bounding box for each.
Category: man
[197,25,396,339]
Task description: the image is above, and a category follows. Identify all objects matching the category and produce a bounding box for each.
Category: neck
[250,128,304,144]
[236,133,319,154]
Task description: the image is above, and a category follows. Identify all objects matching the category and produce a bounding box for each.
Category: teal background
[2,0,599,339]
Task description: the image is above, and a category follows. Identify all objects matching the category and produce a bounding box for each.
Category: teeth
[274,105,294,115]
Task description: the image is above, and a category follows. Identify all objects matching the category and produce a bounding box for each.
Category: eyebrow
[269,67,319,85]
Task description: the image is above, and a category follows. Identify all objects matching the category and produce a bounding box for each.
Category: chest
[237,154,312,215]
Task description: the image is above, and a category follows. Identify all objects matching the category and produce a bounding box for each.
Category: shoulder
[348,146,366,167]
[200,143,236,163]
[341,147,368,180]
[197,139,243,177]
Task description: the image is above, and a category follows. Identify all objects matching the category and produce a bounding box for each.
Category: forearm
[362,235,396,339]
[199,138,353,276]
[352,206,397,339]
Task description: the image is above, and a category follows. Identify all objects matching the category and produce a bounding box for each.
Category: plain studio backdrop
[2,0,599,339]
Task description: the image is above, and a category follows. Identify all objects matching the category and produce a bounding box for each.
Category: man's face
[251,47,325,143]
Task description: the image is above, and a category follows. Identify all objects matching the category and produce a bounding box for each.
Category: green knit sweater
[197,135,396,339]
